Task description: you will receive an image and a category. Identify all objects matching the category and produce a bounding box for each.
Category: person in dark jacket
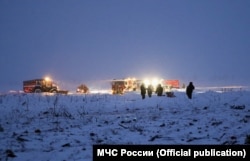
[155,84,163,96]
[147,84,153,97]
[140,83,146,99]
[186,82,195,99]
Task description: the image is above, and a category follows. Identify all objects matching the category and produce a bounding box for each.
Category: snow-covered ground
[0,88,250,161]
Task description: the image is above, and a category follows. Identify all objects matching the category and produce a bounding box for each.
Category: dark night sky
[1,0,250,91]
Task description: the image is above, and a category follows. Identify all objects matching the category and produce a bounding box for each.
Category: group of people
[140,83,164,99]
[140,82,195,100]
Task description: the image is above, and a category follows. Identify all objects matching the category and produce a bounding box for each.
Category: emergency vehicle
[76,84,89,93]
[111,77,140,94]
[23,77,68,94]
[111,79,126,94]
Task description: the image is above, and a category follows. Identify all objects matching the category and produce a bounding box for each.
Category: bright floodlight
[44,77,51,81]
[143,79,150,87]
[152,78,159,87]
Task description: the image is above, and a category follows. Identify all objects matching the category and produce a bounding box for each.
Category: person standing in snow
[155,84,163,96]
[140,83,146,99]
[186,82,195,99]
[147,84,153,97]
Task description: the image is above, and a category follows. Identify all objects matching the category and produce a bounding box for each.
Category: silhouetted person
[140,83,146,99]
[186,82,195,99]
[155,84,163,96]
[147,84,153,97]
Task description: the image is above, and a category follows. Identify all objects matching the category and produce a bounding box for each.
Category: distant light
[143,79,150,87]
[143,77,164,88]
[152,78,159,87]
[44,77,51,81]
[90,90,111,94]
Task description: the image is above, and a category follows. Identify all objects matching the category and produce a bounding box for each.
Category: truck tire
[51,90,57,93]
[34,89,42,93]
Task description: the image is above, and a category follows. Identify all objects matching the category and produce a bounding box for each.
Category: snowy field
[0,88,250,161]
